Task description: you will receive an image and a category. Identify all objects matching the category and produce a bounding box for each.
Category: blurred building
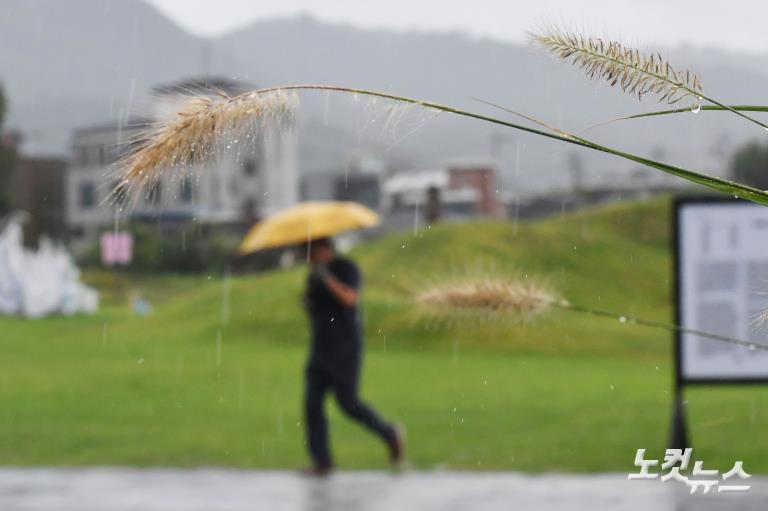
[382,161,502,228]
[66,77,299,251]
[7,155,67,246]
[300,158,384,212]
[506,166,692,221]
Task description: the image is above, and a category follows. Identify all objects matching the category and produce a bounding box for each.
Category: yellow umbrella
[238,201,380,254]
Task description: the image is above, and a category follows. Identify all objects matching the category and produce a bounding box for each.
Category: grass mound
[3,197,766,472]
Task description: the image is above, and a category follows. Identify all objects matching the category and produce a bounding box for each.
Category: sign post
[672,197,768,448]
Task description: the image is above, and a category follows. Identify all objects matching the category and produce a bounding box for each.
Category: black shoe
[388,426,405,465]
[299,464,334,477]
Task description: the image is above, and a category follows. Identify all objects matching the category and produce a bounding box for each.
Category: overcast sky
[145,0,767,53]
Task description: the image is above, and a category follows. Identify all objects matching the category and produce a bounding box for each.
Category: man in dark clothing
[302,237,403,475]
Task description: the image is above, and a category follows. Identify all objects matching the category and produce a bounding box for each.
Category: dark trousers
[305,363,395,467]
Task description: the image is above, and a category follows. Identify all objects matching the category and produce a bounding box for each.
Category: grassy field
[2,197,767,472]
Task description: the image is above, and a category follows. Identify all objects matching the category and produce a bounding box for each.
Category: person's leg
[332,369,396,445]
[304,366,333,468]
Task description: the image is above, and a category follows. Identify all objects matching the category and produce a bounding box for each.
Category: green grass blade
[697,96,768,131]
[588,105,768,131]
[249,85,768,206]
[474,96,768,206]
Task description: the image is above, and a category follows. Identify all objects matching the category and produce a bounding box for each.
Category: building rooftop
[72,117,153,138]
[151,76,253,97]
[383,170,448,194]
[72,77,256,139]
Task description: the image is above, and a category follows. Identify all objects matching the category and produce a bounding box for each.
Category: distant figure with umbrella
[238,202,404,475]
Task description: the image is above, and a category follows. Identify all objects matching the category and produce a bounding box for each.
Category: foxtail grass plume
[107,83,768,209]
[417,277,563,320]
[415,275,768,352]
[751,309,768,329]
[530,26,703,105]
[111,90,298,207]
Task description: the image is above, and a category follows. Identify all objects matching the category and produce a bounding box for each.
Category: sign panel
[100,232,133,266]
[676,198,768,382]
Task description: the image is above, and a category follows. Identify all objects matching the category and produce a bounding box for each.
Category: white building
[66,77,299,249]
[382,162,502,228]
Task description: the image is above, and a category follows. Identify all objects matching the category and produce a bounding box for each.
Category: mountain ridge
[2,0,764,191]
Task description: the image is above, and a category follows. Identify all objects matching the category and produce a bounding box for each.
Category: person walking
[302,237,403,475]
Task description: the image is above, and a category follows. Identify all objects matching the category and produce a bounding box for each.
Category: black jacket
[305,257,363,371]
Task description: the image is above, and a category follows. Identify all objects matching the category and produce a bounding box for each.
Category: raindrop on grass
[691,97,702,114]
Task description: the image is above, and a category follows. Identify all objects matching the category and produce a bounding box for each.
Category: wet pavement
[0,468,766,511]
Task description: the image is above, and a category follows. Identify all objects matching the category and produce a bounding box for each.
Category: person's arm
[323,275,359,307]
[315,263,360,307]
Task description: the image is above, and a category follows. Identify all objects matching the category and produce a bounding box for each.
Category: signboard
[100,232,133,267]
[675,197,768,383]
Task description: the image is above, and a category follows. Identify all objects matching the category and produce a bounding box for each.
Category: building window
[243,198,258,220]
[180,177,193,203]
[79,182,96,209]
[111,180,127,206]
[104,144,120,166]
[243,157,259,177]
[76,146,88,166]
[146,181,162,205]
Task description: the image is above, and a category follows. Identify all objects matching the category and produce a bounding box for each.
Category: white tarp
[0,213,98,318]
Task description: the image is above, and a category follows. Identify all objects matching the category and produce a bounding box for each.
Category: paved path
[0,469,766,511]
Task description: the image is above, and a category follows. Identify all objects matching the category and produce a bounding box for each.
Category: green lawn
[1,197,767,472]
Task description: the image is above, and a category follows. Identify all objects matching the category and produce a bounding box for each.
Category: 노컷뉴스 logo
[628,449,751,494]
